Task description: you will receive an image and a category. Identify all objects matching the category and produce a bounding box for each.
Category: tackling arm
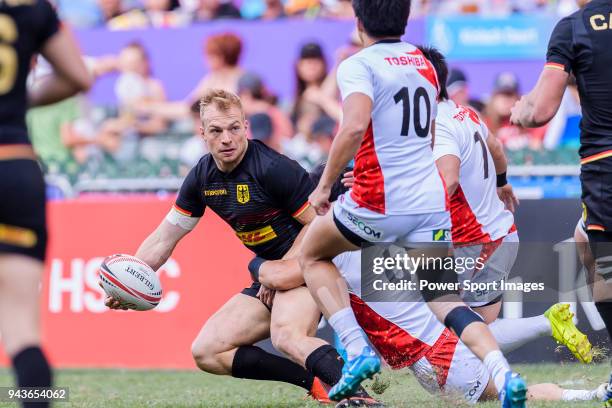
[258,206,316,290]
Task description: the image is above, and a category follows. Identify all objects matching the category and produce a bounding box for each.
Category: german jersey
[336,39,446,216]
[0,0,60,145]
[433,100,514,244]
[175,140,313,260]
[546,0,612,163]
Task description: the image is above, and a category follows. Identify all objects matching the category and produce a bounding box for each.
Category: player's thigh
[0,255,44,356]
[472,301,502,325]
[271,286,321,338]
[301,208,358,263]
[192,292,271,355]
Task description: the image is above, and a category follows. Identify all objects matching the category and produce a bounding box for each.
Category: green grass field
[0,363,609,407]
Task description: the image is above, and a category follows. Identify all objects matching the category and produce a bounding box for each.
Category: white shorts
[333,192,451,246]
[410,336,490,404]
[455,231,520,307]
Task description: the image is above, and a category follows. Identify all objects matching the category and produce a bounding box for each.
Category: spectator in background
[190,33,244,97]
[98,0,125,24]
[179,100,208,172]
[240,0,286,19]
[285,0,320,16]
[447,68,470,106]
[283,111,335,171]
[106,0,189,29]
[237,72,293,152]
[97,42,168,159]
[135,32,244,123]
[193,0,241,20]
[261,0,286,19]
[446,67,485,113]
[320,29,362,101]
[322,0,355,18]
[484,72,546,150]
[291,42,341,128]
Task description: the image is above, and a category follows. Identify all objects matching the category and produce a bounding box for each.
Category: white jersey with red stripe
[432,100,515,244]
[334,249,490,402]
[333,249,446,359]
[337,40,446,215]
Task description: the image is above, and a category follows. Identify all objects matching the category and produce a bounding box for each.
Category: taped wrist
[496,172,508,187]
[248,257,266,282]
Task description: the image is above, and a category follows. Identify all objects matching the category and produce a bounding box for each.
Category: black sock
[232,345,313,391]
[305,345,343,386]
[12,346,52,408]
[596,301,612,342]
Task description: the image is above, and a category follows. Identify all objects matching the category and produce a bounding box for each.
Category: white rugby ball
[99,254,162,311]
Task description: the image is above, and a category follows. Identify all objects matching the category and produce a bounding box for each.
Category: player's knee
[190,337,220,372]
[270,324,297,355]
[298,252,316,278]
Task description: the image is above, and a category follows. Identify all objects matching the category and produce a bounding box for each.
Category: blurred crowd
[28,27,581,185]
[55,0,580,29]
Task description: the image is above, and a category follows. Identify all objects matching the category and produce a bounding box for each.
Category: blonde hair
[200,89,244,123]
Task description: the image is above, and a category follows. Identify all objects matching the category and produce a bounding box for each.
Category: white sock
[328,307,369,360]
[561,388,598,401]
[483,350,511,394]
[489,315,551,353]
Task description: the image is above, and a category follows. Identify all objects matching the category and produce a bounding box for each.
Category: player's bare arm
[104,212,195,310]
[435,154,460,196]
[309,93,372,215]
[510,67,568,128]
[29,26,92,107]
[487,130,519,212]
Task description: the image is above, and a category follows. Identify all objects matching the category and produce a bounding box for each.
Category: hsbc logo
[48,257,181,313]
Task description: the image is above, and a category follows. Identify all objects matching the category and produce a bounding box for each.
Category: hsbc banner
[0,196,253,369]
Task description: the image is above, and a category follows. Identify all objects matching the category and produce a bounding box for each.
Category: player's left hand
[257,285,276,308]
[309,186,332,216]
[341,170,355,188]
[497,184,520,213]
[510,96,527,126]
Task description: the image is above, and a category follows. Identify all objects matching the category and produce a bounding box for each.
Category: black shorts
[581,157,612,232]
[240,282,273,310]
[0,160,47,261]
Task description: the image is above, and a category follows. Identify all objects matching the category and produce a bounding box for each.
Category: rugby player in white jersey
[421,46,592,363]
[257,168,602,405]
[298,1,527,405]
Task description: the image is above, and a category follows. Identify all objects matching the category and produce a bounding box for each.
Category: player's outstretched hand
[98,282,129,310]
[341,170,355,188]
[498,184,519,213]
[257,285,276,309]
[309,186,332,216]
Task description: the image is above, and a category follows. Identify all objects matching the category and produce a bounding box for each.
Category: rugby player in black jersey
[0,1,91,406]
[510,0,612,403]
[104,89,381,407]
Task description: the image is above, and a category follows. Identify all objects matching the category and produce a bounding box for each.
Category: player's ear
[199,126,205,138]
